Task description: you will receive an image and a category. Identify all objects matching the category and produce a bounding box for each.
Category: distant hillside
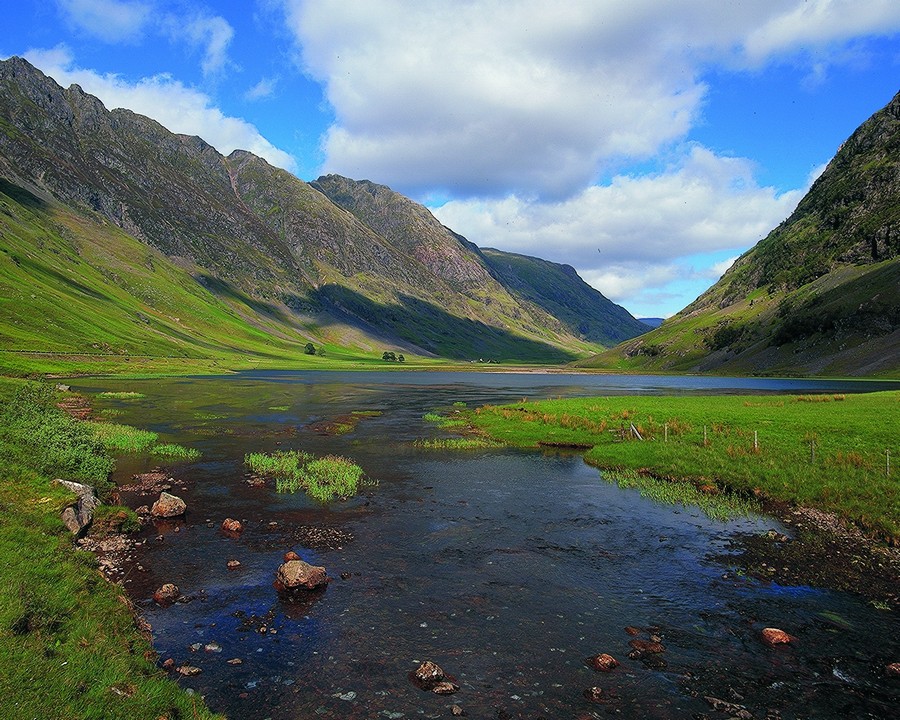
[638,318,664,329]
[0,57,644,372]
[582,89,900,377]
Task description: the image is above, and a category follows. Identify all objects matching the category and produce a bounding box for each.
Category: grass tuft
[246,450,370,502]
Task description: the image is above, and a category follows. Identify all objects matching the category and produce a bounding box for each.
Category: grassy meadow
[0,378,219,720]
[469,391,900,540]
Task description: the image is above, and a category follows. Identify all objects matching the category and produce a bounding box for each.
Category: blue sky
[2,1,899,319]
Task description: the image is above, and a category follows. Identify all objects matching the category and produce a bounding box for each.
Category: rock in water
[432,681,459,695]
[221,518,243,533]
[151,491,186,518]
[153,583,180,605]
[274,559,328,592]
[586,653,619,672]
[414,660,445,683]
[761,627,795,646]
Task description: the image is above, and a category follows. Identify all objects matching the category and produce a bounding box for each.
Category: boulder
[885,662,900,677]
[587,653,619,672]
[274,559,328,592]
[227,559,241,569]
[151,491,186,518]
[628,639,665,654]
[761,627,795,646]
[55,479,99,536]
[153,583,180,605]
[283,550,301,561]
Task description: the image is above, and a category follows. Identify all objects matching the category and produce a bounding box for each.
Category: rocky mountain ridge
[0,56,645,364]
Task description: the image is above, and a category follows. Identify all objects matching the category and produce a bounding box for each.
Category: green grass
[423,411,466,429]
[96,391,146,399]
[0,379,220,719]
[413,437,500,450]
[88,421,200,460]
[469,391,900,539]
[245,450,370,502]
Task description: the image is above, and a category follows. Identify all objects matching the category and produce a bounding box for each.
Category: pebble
[227,658,243,665]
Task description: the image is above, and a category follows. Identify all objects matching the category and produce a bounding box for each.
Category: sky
[2,1,899,319]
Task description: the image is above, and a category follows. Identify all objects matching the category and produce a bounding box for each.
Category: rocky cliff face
[0,57,645,362]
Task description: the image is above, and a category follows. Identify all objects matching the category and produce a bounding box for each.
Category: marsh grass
[0,380,220,719]
[423,411,466,429]
[603,470,758,521]
[246,450,369,502]
[413,437,500,450]
[89,422,200,460]
[97,391,146,400]
[469,392,900,539]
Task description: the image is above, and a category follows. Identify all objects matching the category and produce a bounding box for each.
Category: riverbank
[0,378,221,720]
[465,391,900,608]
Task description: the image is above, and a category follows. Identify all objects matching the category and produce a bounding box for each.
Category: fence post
[664,423,668,443]
[703,425,707,447]
[888,449,891,477]
[754,430,758,451]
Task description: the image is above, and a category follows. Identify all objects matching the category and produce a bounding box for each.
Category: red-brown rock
[227,559,241,569]
[885,662,900,677]
[221,518,243,533]
[150,491,186,518]
[587,653,619,672]
[273,559,328,592]
[761,627,794,646]
[432,681,459,695]
[624,626,641,636]
[629,639,665,654]
[414,660,445,683]
[283,551,301,562]
[153,583,180,605]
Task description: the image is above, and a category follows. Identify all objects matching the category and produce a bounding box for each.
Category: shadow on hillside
[309,285,576,362]
[0,178,47,211]
[195,273,292,323]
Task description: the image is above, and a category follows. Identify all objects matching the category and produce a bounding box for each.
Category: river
[73,371,900,719]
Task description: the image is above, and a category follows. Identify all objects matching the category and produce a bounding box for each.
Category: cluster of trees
[304,343,325,357]
[382,351,405,362]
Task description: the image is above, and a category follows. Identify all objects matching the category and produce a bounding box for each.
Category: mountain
[638,318,664,329]
[0,57,644,371]
[581,89,900,377]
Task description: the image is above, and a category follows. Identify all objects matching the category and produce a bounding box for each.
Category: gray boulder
[55,479,99,536]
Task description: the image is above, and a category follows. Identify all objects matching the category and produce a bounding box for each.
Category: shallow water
[74,371,900,719]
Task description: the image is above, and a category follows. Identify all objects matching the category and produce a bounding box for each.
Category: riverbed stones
[431,681,459,695]
[227,559,241,569]
[153,583,180,605]
[761,627,795,646]
[583,687,604,703]
[274,559,328,592]
[451,705,466,716]
[586,653,619,672]
[151,491,186,518]
[177,664,202,676]
[414,661,445,683]
[221,518,243,534]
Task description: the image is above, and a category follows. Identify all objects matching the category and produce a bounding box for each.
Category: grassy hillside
[584,89,900,377]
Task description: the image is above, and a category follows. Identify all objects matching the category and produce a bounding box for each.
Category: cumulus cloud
[280,0,891,201]
[23,46,296,172]
[57,0,152,43]
[743,0,900,64]
[433,145,807,306]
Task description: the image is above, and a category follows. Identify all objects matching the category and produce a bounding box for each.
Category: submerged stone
[274,559,328,592]
[151,491,186,518]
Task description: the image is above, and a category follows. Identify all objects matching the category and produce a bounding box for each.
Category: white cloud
[57,0,151,43]
[245,76,278,102]
[280,1,899,201]
[707,256,739,279]
[165,13,236,77]
[22,46,297,172]
[434,145,808,307]
[743,0,900,64]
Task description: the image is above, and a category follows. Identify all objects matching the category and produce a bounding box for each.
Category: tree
[397,354,405,363]
[382,351,396,361]
[317,347,326,357]
[304,343,316,355]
